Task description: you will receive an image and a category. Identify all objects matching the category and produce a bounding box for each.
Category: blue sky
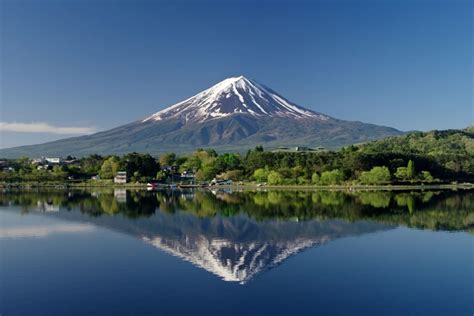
[1,0,472,148]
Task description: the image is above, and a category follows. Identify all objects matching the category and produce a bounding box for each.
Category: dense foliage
[361,127,474,175]
[1,127,473,184]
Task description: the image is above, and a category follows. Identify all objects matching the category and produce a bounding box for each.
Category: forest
[1,127,473,185]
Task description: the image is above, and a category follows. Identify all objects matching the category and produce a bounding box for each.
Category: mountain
[144,76,329,122]
[0,76,403,157]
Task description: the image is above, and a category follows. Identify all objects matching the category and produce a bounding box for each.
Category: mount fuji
[1,76,402,157]
[144,75,329,123]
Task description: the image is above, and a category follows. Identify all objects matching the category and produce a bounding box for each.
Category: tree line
[1,127,473,184]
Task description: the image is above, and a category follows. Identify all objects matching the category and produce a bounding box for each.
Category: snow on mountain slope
[143,234,329,284]
[144,76,329,123]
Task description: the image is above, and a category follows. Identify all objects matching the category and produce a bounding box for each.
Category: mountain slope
[0,76,403,157]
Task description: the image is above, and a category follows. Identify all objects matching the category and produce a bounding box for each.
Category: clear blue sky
[1,0,472,148]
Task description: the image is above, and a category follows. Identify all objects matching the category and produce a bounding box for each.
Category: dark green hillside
[358,127,474,177]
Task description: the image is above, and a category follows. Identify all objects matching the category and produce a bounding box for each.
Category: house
[210,178,233,186]
[114,171,127,184]
[45,157,61,164]
[161,165,179,173]
[180,169,195,179]
[32,157,46,164]
[295,146,311,152]
[63,158,77,165]
[271,146,326,153]
[32,157,62,165]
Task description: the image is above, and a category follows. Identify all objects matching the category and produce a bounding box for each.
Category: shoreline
[1,182,473,192]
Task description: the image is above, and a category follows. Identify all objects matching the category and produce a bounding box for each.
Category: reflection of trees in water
[0,189,473,232]
[357,191,391,208]
[74,191,159,218]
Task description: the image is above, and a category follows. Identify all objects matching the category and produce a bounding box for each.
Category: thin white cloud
[0,224,95,238]
[0,122,96,135]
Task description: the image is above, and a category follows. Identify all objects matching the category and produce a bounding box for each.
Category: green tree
[121,153,159,182]
[51,165,68,180]
[205,148,218,157]
[407,160,416,179]
[421,170,434,182]
[395,167,408,181]
[445,161,460,172]
[99,156,120,179]
[253,168,269,183]
[159,153,176,167]
[267,171,283,185]
[221,170,243,181]
[80,154,104,174]
[215,153,242,172]
[297,176,309,185]
[359,166,391,185]
[311,173,320,185]
[320,169,344,185]
[186,149,214,171]
[196,162,218,181]
[156,170,168,182]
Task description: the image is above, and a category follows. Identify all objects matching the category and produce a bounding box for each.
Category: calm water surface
[0,189,472,315]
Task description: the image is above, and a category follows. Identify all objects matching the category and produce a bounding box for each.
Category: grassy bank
[1,180,473,191]
[232,183,474,191]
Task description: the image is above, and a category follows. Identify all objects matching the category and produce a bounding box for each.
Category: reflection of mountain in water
[37,208,391,284]
[143,220,330,284]
[143,226,329,284]
[2,189,473,282]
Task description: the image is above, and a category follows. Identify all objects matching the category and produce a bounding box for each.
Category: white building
[114,171,127,184]
[32,157,62,165]
[45,157,61,164]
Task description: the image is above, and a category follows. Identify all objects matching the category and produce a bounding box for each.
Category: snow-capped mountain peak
[144,76,329,123]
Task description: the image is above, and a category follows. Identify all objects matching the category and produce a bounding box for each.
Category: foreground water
[0,189,472,315]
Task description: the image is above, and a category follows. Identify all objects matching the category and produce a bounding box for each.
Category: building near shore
[114,171,127,184]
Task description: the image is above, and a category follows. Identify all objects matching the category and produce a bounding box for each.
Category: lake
[0,189,472,315]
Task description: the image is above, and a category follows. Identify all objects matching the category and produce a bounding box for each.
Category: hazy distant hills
[0,76,402,157]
